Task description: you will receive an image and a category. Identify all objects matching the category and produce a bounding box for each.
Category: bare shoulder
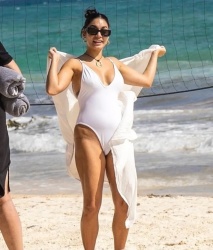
[63,57,82,70]
[107,56,122,68]
[107,56,119,63]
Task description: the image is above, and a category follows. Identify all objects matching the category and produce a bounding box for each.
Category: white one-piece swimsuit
[76,59,125,155]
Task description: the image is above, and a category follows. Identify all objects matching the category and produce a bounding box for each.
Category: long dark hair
[81,7,110,36]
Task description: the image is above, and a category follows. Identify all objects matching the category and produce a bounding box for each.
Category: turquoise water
[1,0,213,103]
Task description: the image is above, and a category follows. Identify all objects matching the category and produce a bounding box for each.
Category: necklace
[84,53,103,67]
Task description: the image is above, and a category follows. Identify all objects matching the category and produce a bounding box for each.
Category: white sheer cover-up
[46,45,160,228]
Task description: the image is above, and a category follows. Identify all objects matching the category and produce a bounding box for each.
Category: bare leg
[0,173,23,250]
[74,125,106,250]
[106,152,129,250]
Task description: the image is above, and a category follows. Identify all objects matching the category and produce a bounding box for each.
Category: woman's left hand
[157,46,166,57]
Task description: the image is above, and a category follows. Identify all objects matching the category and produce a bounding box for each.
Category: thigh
[74,124,106,204]
[0,104,10,197]
[0,172,9,201]
[105,152,127,207]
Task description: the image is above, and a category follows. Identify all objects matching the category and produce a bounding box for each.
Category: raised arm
[116,46,166,88]
[46,47,75,96]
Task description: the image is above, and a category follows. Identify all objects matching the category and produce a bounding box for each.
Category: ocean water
[0,0,212,195]
[8,88,213,196]
[1,0,213,102]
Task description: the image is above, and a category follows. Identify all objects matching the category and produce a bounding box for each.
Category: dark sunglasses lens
[87,27,98,35]
[101,29,111,37]
[87,27,111,37]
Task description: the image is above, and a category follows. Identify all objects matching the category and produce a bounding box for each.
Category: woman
[0,41,23,250]
[46,8,166,250]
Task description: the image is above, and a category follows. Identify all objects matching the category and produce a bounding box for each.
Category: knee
[114,199,128,214]
[0,192,11,207]
[0,193,11,218]
[83,201,101,218]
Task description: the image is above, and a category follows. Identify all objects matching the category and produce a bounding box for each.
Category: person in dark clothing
[0,41,23,250]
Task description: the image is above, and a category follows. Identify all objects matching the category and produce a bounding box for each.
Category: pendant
[96,60,102,67]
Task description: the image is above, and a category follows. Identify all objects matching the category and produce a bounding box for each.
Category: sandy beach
[0,194,213,250]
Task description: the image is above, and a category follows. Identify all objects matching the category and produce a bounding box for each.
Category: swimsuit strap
[107,57,114,65]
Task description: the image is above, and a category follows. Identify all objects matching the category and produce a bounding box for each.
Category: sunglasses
[86,26,111,37]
